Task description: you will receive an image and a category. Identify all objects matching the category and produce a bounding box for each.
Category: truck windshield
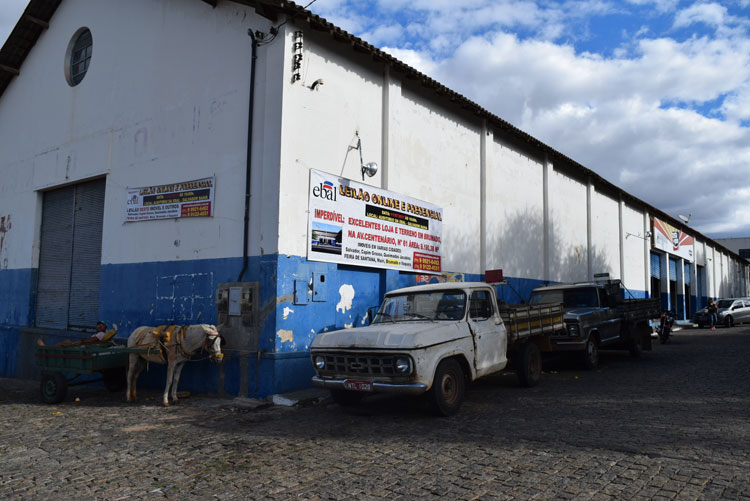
[529,287,599,308]
[717,300,734,309]
[373,290,467,323]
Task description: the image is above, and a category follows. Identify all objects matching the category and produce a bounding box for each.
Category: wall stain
[277,329,293,343]
[0,215,11,262]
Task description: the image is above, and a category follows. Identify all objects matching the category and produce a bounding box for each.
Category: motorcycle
[659,310,676,344]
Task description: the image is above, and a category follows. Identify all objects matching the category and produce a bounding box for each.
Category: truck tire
[330,389,364,407]
[40,372,67,404]
[428,358,465,416]
[516,342,541,388]
[628,334,643,358]
[580,335,599,370]
[725,315,733,328]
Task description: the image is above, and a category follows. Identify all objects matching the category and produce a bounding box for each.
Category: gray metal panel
[35,186,74,329]
[68,178,105,329]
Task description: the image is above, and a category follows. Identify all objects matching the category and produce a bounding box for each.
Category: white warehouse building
[1,0,748,397]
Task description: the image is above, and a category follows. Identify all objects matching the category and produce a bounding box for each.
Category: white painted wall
[549,169,588,282]
[590,190,621,279]
[0,0,277,268]
[388,84,482,274]
[485,139,544,279]
[277,27,384,257]
[622,203,646,292]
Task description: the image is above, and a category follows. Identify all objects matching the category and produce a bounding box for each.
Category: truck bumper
[549,338,587,351]
[312,376,428,395]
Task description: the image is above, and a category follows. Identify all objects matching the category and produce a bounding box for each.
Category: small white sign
[124,177,215,222]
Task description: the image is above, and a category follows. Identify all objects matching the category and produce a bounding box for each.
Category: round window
[65,28,93,86]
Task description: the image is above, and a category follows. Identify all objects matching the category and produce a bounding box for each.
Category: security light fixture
[351,132,378,180]
[362,162,378,179]
[625,231,652,240]
[678,214,691,224]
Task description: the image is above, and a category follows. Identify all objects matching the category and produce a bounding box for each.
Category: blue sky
[2,0,750,238]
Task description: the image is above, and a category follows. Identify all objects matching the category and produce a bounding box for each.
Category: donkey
[125,324,223,406]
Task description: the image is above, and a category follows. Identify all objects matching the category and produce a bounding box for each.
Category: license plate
[343,380,372,392]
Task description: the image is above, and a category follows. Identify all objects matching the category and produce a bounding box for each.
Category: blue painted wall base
[0,255,653,399]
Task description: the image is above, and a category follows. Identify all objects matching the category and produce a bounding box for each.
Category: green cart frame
[34,344,136,403]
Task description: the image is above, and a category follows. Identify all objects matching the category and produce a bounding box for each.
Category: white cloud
[379,46,438,77]
[624,0,679,13]
[721,85,750,122]
[361,24,404,47]
[673,2,728,29]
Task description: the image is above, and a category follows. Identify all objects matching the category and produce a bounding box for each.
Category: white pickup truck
[310,282,565,415]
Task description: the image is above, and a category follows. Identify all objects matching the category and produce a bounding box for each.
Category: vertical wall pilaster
[618,195,625,283]
[480,120,488,274]
[586,177,593,280]
[644,211,651,297]
[381,65,391,190]
[543,154,551,282]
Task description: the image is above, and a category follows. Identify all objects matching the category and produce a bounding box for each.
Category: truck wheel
[725,316,733,328]
[330,389,364,407]
[40,372,67,404]
[516,343,542,388]
[580,336,599,370]
[628,335,643,358]
[428,358,465,416]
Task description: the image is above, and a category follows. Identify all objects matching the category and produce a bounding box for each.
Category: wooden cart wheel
[40,372,67,404]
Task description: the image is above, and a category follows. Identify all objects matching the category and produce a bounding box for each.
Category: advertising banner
[652,217,694,262]
[307,169,443,273]
[124,177,214,222]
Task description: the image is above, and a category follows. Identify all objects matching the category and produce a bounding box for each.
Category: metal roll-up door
[684,263,691,285]
[35,179,105,330]
[669,257,678,281]
[650,252,661,278]
[68,178,105,328]
[35,186,75,329]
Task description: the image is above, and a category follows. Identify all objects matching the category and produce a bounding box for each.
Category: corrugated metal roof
[0,0,746,266]
[0,0,61,96]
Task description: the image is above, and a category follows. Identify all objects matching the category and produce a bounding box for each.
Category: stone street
[1,326,749,500]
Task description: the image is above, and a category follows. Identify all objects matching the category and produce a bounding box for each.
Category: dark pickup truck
[528,279,661,369]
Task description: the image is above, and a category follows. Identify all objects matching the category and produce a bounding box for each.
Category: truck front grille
[314,352,403,377]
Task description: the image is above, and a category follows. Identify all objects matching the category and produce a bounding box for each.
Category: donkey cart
[35,345,132,403]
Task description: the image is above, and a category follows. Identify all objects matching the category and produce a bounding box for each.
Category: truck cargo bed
[498,303,565,342]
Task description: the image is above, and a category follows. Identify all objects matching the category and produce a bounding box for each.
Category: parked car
[693,298,750,328]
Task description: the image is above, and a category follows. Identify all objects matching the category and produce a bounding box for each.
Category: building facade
[715,238,750,262]
[1,0,748,397]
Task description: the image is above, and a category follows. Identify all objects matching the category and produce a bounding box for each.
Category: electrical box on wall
[216,282,260,351]
[312,273,327,302]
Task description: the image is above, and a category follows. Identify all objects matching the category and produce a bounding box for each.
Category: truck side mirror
[367,306,378,324]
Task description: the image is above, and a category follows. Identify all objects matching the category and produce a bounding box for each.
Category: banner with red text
[124,177,214,222]
[307,169,443,273]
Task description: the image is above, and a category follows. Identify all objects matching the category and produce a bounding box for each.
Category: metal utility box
[216,282,260,351]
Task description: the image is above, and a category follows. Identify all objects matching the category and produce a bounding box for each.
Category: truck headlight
[314,355,325,370]
[395,357,411,374]
[567,324,579,337]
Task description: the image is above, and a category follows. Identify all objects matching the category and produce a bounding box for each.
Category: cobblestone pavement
[1,326,749,500]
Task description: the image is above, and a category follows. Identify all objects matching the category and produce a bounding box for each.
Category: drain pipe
[237,29,258,282]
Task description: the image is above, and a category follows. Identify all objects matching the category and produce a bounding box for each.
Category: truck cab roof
[532,280,621,291]
[385,282,492,296]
